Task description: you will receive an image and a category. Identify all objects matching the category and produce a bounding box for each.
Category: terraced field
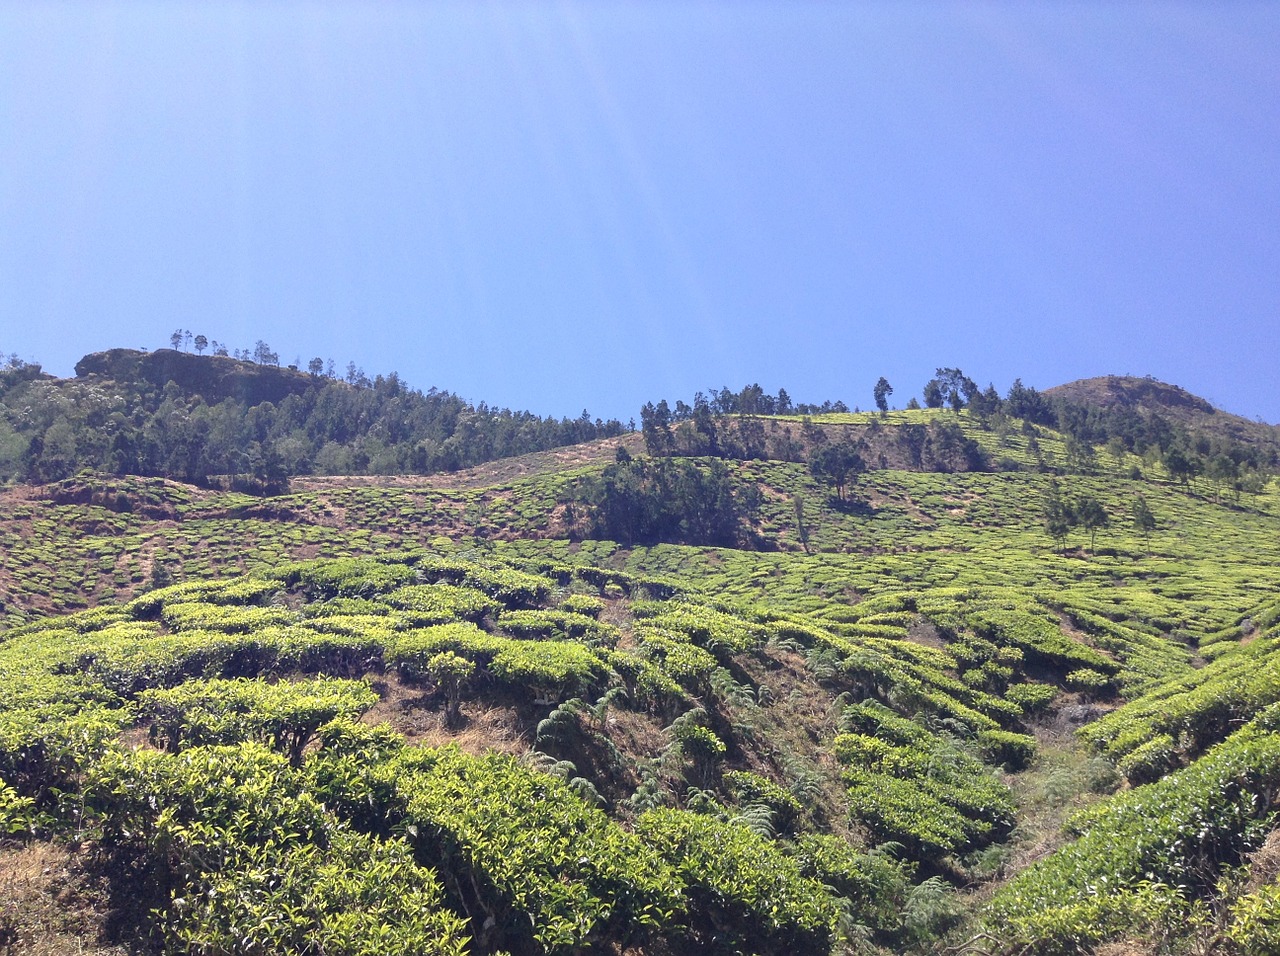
[3,408,1280,954]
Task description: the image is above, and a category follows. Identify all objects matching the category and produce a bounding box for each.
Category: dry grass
[732,646,855,839]
[292,433,644,494]
[0,842,126,956]
[363,672,530,756]
[1094,942,1157,956]
[1243,827,1280,893]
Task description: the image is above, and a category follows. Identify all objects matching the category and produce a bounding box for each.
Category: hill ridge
[1047,373,1280,436]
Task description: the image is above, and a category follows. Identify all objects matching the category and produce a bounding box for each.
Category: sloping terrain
[2,401,1280,954]
[1047,374,1280,444]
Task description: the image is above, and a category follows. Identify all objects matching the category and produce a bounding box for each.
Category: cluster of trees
[926,369,1276,493]
[576,449,760,547]
[166,331,383,386]
[168,329,264,363]
[640,383,990,472]
[0,350,624,488]
[640,398,773,460]
[5,340,1274,506]
[1039,410,1273,499]
[637,381,993,507]
[912,367,1006,422]
[642,384,851,430]
[1042,482,1159,553]
[1042,482,1111,552]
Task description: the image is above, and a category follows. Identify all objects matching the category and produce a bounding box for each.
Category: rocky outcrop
[74,348,317,406]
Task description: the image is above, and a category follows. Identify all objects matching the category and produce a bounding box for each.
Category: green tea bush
[968,608,1118,676]
[305,597,391,618]
[88,743,471,955]
[635,626,718,692]
[559,593,606,618]
[724,770,803,833]
[489,640,609,702]
[0,779,35,837]
[458,564,555,609]
[637,808,838,955]
[788,833,912,941]
[383,583,498,623]
[977,728,1037,770]
[498,608,619,646]
[643,603,765,655]
[606,650,686,710]
[139,677,378,763]
[396,746,683,954]
[273,557,416,598]
[175,831,472,956]
[384,623,506,679]
[1229,881,1280,956]
[160,601,297,633]
[0,705,129,808]
[1079,637,1280,768]
[1005,681,1057,713]
[834,703,1015,855]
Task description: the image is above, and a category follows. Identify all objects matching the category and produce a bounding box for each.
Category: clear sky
[2,2,1277,424]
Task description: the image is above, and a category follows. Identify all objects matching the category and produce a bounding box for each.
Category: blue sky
[2,2,1277,423]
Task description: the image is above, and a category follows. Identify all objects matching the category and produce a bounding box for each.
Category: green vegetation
[3,356,1280,954]
[0,347,625,487]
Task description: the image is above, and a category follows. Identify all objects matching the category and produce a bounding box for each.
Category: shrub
[637,808,838,955]
[396,746,683,954]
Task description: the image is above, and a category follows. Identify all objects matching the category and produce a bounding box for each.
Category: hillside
[74,348,320,408]
[0,348,626,488]
[3,377,1280,955]
[1047,374,1280,445]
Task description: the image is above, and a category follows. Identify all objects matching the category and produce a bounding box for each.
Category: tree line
[639,371,1275,500]
[166,330,392,387]
[0,350,624,489]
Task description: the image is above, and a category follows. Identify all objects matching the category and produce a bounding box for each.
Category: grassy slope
[3,408,1280,953]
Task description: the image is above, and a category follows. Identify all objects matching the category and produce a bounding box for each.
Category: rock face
[74,348,317,406]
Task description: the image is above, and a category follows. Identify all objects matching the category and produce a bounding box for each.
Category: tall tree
[793,494,809,552]
[1131,493,1156,552]
[1163,446,1199,487]
[967,383,1002,424]
[808,441,865,502]
[1105,437,1128,474]
[253,340,279,366]
[1075,495,1110,552]
[692,396,719,457]
[923,368,977,412]
[873,377,893,414]
[194,335,208,356]
[1064,437,1098,475]
[1004,379,1056,426]
[640,400,675,456]
[922,380,944,409]
[1042,481,1073,552]
[1205,454,1238,503]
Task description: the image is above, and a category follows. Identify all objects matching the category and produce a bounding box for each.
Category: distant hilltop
[1046,374,1280,444]
[74,348,317,407]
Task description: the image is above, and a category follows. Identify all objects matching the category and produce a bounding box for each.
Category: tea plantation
[3,400,1280,954]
